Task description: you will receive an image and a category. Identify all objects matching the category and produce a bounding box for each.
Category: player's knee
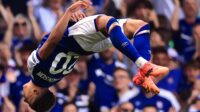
[135,20,148,27]
[105,17,120,33]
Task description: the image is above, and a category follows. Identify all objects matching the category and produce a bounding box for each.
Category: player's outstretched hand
[67,0,92,13]
[71,11,86,22]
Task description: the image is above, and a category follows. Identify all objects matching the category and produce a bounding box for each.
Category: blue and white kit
[27,14,152,88]
[27,15,129,87]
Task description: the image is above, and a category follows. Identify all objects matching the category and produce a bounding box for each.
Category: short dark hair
[30,90,56,112]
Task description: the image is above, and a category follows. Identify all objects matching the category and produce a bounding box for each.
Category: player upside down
[23,1,169,111]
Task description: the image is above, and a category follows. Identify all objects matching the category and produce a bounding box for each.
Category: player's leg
[105,17,147,67]
[132,24,169,93]
[132,24,168,76]
[104,17,160,93]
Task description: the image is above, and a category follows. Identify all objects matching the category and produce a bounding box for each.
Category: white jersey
[68,15,128,53]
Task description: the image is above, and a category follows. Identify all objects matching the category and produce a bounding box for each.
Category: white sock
[135,57,148,68]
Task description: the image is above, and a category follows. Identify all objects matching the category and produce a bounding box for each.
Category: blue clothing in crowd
[87,54,126,111]
[10,70,31,109]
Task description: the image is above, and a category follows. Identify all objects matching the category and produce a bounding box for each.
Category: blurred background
[0,0,200,112]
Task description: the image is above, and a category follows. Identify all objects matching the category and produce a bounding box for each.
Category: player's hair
[30,90,56,112]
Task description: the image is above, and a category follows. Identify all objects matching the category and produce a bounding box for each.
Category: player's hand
[71,11,86,22]
[67,0,92,13]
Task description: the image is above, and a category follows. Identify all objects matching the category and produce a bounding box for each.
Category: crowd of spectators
[0,0,200,112]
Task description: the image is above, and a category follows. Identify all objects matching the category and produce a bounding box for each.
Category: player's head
[23,81,56,111]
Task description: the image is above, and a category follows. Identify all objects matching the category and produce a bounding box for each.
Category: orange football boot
[133,62,169,94]
[139,62,169,78]
[133,72,160,94]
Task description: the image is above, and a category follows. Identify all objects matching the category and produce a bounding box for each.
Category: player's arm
[38,1,91,60]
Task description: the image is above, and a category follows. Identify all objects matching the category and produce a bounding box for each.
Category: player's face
[23,81,40,105]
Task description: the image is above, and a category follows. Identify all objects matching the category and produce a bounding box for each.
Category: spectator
[152,47,182,93]
[0,44,16,112]
[130,89,180,111]
[192,24,200,59]
[150,29,166,48]
[111,102,134,112]
[113,67,138,104]
[9,40,36,109]
[143,106,157,112]
[151,0,184,21]
[171,0,200,62]
[188,95,200,112]
[127,0,159,28]
[87,48,126,112]
[63,103,78,112]
[34,0,64,33]
[177,60,200,108]
[1,3,41,48]
[0,15,7,41]
[2,0,28,15]
[52,65,91,112]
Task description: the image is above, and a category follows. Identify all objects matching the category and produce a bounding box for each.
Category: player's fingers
[77,12,86,20]
[71,14,77,22]
[80,12,86,18]
[74,13,81,21]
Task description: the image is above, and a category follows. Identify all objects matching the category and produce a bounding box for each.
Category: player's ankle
[135,57,148,68]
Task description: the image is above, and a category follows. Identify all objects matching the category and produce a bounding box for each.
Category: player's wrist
[65,8,73,15]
